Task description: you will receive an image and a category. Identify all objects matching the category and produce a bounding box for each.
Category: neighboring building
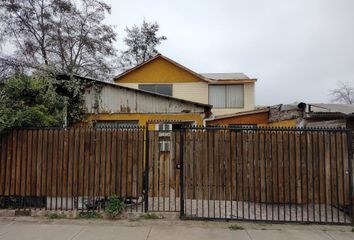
[207,102,354,129]
[113,54,257,116]
[76,76,212,128]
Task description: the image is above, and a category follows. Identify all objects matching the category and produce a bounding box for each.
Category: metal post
[144,125,150,212]
[347,130,353,226]
[179,129,185,218]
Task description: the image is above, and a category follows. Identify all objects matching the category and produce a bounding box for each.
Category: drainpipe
[203,113,215,127]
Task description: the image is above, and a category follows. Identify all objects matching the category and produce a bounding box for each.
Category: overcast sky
[105,0,354,106]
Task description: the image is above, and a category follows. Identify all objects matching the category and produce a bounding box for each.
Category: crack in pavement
[69,227,85,240]
[145,226,152,240]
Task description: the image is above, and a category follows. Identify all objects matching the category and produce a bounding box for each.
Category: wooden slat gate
[178,126,353,225]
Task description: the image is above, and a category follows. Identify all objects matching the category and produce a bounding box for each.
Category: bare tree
[329,82,354,104]
[119,20,166,70]
[0,0,117,79]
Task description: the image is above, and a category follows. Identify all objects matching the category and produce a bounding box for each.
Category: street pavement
[0,217,352,240]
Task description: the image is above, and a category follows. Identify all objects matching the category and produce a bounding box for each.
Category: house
[207,102,354,129]
[113,54,256,116]
[74,75,212,129]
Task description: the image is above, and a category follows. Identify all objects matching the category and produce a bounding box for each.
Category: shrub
[229,224,244,231]
[47,212,65,219]
[105,195,125,218]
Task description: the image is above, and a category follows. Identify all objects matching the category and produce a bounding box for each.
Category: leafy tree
[119,20,167,70]
[329,82,354,104]
[0,0,117,79]
[0,74,65,133]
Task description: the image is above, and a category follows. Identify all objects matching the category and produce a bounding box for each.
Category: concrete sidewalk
[0,217,352,240]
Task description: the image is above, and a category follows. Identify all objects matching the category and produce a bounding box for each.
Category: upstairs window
[209,84,244,108]
[139,84,173,96]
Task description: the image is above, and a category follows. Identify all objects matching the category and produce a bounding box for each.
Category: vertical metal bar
[40,129,44,210]
[311,132,316,222]
[23,130,29,210]
[152,130,155,211]
[130,128,134,213]
[92,128,97,210]
[144,126,149,212]
[282,130,286,222]
[287,131,291,222]
[56,129,60,211]
[264,130,268,221]
[223,129,227,219]
[157,129,161,212]
[293,131,297,221]
[346,130,353,226]
[136,128,140,212]
[66,129,70,211]
[305,131,310,222]
[71,128,76,211]
[276,131,280,221]
[125,128,130,210]
[60,129,65,210]
[2,134,8,202]
[340,132,346,223]
[317,132,321,223]
[76,128,81,212]
[110,128,114,204]
[45,130,50,210]
[241,130,245,219]
[251,130,256,220]
[323,131,328,223]
[179,129,185,218]
[119,128,123,198]
[97,128,102,211]
[300,131,303,222]
[8,131,13,206]
[213,128,216,218]
[13,131,18,206]
[34,129,40,209]
[258,130,261,220]
[193,129,197,217]
[174,130,177,212]
[87,128,92,211]
[201,129,205,217]
[207,129,210,218]
[229,130,233,220]
[81,128,86,213]
[247,131,251,220]
[335,132,340,223]
[271,131,274,221]
[104,128,108,211]
[329,132,334,223]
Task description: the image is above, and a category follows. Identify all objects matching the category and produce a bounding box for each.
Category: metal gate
[177,126,353,225]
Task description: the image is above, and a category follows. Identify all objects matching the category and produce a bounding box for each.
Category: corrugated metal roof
[200,73,249,80]
[307,103,354,114]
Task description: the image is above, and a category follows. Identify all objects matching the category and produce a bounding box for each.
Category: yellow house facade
[114,55,257,116]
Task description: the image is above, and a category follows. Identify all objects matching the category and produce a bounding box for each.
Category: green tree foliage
[0,74,65,132]
[119,20,167,70]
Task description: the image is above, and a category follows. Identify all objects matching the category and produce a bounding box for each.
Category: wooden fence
[0,128,145,205]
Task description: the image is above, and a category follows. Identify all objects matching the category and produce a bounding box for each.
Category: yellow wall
[115,57,203,83]
[86,113,204,129]
[258,119,297,127]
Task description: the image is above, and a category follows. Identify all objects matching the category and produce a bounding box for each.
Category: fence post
[144,125,149,212]
[179,129,185,218]
[347,130,353,226]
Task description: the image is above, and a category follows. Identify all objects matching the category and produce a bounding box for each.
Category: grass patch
[47,212,65,220]
[141,213,159,220]
[351,228,354,233]
[229,224,244,231]
[77,211,102,219]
